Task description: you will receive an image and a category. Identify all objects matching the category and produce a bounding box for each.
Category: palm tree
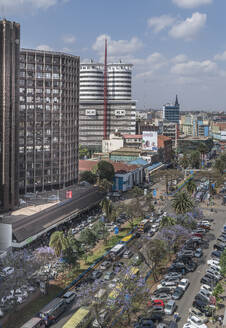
[98,178,113,193]
[186,179,196,195]
[198,143,208,168]
[100,197,112,219]
[179,154,189,169]
[160,216,176,229]
[49,231,69,257]
[172,191,194,214]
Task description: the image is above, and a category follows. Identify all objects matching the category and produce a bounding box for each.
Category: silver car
[164,300,176,315]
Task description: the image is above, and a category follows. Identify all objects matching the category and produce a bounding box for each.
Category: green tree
[100,197,112,219]
[160,216,176,229]
[80,170,97,184]
[172,191,194,214]
[141,239,167,281]
[49,231,69,257]
[179,154,190,169]
[94,160,115,183]
[79,228,97,247]
[198,143,209,167]
[190,151,201,169]
[186,179,196,195]
[79,145,89,159]
[215,157,226,175]
[213,283,224,303]
[98,178,113,193]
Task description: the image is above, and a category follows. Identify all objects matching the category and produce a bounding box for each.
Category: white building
[80,61,136,152]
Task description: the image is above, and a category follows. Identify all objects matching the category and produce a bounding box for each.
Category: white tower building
[79,60,136,152]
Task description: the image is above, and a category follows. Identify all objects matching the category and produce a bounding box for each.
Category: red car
[192,232,203,239]
[148,299,165,308]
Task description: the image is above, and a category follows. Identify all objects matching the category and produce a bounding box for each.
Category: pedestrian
[174,312,179,322]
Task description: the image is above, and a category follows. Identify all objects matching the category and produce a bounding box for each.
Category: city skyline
[1,0,226,110]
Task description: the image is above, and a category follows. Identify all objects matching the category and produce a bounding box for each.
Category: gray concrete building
[19,49,80,193]
[79,61,136,152]
[0,19,20,212]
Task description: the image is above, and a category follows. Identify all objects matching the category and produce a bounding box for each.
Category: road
[176,202,226,328]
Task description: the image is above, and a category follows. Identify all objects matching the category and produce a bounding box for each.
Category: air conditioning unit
[85,109,96,116]
[115,110,125,116]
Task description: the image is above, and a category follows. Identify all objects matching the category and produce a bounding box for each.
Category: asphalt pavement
[176,203,226,327]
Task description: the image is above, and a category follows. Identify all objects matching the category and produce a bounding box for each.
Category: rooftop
[79,160,139,174]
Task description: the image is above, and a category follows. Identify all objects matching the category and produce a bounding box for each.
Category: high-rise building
[19,49,80,193]
[163,95,180,123]
[79,61,136,152]
[0,19,20,211]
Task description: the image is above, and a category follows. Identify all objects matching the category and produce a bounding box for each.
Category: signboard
[142,131,158,151]
[66,190,72,199]
[114,227,119,235]
[0,224,12,250]
[153,189,157,197]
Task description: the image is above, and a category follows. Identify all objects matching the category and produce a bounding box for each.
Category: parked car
[92,309,109,327]
[134,318,155,328]
[164,272,182,280]
[164,300,176,315]
[99,261,111,271]
[91,270,102,279]
[187,315,207,328]
[194,248,203,258]
[211,250,222,258]
[103,271,114,281]
[178,278,190,291]
[2,267,14,276]
[123,250,133,259]
[189,307,208,323]
[200,276,216,287]
[172,287,184,300]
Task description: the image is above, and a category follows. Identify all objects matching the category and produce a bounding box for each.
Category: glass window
[53,73,59,79]
[36,56,43,63]
[20,71,25,78]
[27,80,34,87]
[27,71,34,78]
[45,73,51,79]
[46,89,51,94]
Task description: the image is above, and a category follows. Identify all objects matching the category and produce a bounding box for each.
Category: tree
[94,161,115,183]
[124,199,145,229]
[160,216,176,229]
[93,221,109,245]
[190,151,201,169]
[49,231,69,257]
[79,228,97,247]
[140,239,167,281]
[155,169,184,194]
[213,283,224,303]
[186,179,196,195]
[132,186,144,197]
[79,145,89,159]
[98,178,113,193]
[215,155,226,175]
[172,191,194,214]
[198,143,209,167]
[100,197,112,219]
[179,154,190,169]
[80,171,97,184]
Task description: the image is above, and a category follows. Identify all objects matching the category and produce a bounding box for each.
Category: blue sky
[1,0,226,111]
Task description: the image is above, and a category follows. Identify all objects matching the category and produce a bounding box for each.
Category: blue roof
[128,158,148,165]
[147,162,163,171]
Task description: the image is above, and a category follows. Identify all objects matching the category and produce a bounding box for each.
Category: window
[53,73,59,79]
[20,96,25,102]
[20,80,25,87]
[20,63,25,69]
[27,96,34,103]
[20,88,25,93]
[27,63,35,70]
[36,89,42,94]
[37,64,43,71]
[27,71,34,78]
[45,73,51,79]
[36,72,43,78]
[53,89,59,94]
[27,88,34,94]
[20,71,25,78]
[27,80,34,87]
[36,56,43,64]
[46,89,51,94]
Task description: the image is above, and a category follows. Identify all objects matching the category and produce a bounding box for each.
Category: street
[176,203,226,327]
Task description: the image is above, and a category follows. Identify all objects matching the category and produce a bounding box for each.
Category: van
[20,317,45,328]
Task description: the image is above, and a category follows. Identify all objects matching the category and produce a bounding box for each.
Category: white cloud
[214,51,226,61]
[171,54,188,63]
[62,35,76,44]
[36,44,53,51]
[0,0,69,14]
[147,15,175,33]
[171,60,217,75]
[169,12,207,40]
[172,0,212,9]
[92,34,143,58]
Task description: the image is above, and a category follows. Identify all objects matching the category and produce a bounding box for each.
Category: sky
[1,0,226,111]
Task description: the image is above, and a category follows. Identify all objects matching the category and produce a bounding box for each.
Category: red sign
[66,190,72,199]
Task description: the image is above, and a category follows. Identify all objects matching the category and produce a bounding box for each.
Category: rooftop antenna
[103,38,108,139]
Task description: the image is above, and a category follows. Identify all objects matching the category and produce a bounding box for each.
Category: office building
[163,95,180,123]
[79,61,136,152]
[0,19,20,211]
[19,49,80,193]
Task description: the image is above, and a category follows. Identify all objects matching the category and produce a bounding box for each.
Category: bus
[20,318,45,328]
[62,307,92,328]
[108,244,125,260]
[107,283,123,306]
[39,297,66,326]
[137,219,150,233]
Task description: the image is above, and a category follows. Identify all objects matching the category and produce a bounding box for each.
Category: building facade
[19,49,80,193]
[163,95,180,123]
[79,61,136,152]
[0,20,20,211]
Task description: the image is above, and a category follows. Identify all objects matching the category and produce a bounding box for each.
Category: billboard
[142,131,158,151]
[0,223,12,250]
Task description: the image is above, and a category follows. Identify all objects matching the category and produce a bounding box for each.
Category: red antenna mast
[103,38,108,139]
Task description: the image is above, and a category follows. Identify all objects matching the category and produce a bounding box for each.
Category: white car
[2,267,14,276]
[178,278,190,291]
[208,264,221,272]
[187,315,207,327]
[200,284,213,294]
[207,259,220,266]
[63,291,76,304]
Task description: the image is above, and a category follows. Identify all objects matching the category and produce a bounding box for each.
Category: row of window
[20,72,61,79]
